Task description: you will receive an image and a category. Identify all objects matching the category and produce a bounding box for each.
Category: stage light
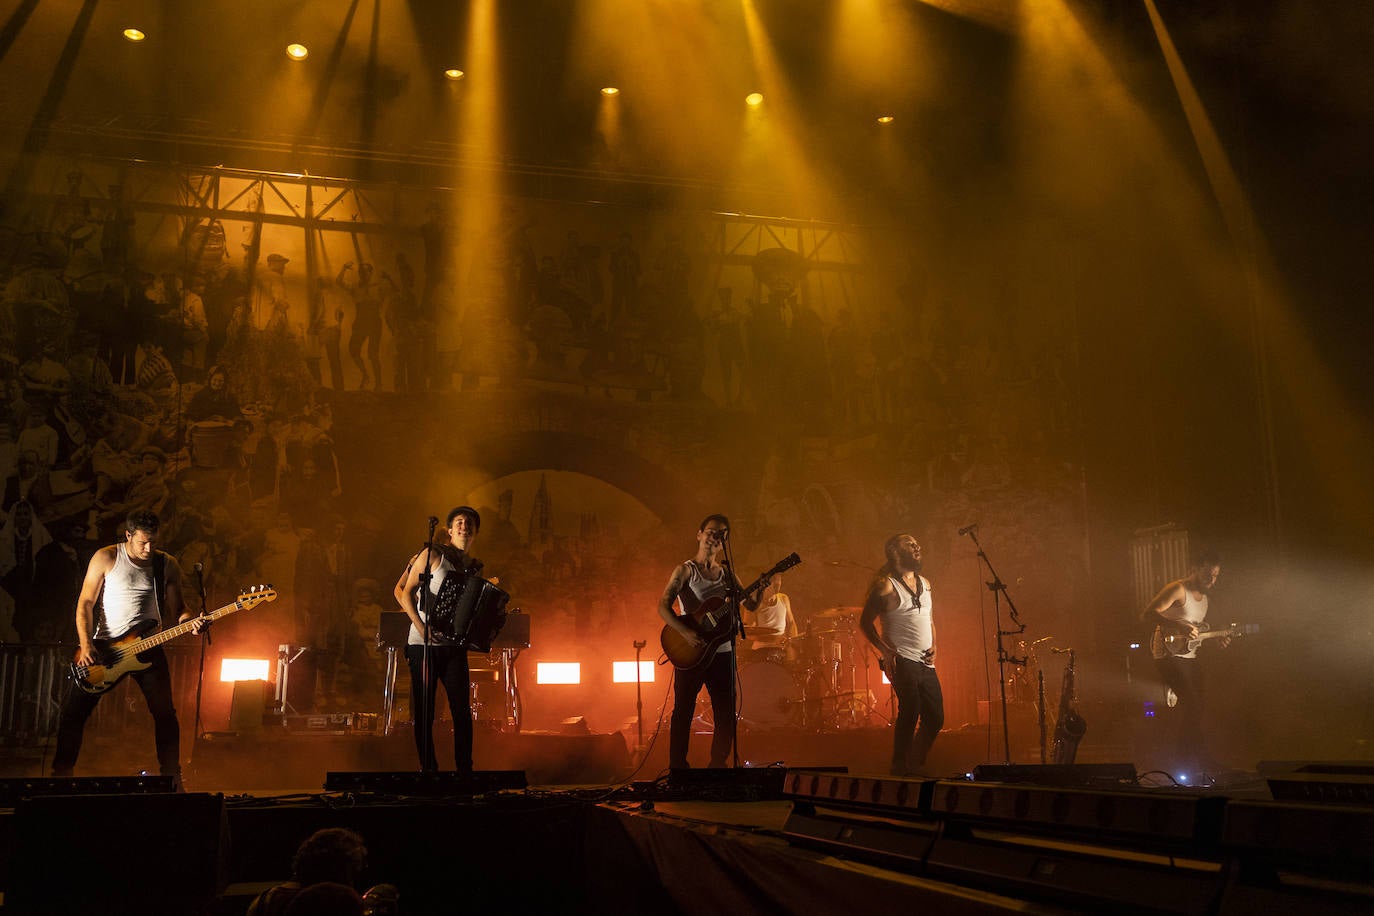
[536,662,581,685]
[286,43,309,61]
[220,658,270,682]
[745,92,764,108]
[876,115,895,124]
[601,86,619,97]
[122,28,146,42]
[444,68,465,81]
[612,661,655,683]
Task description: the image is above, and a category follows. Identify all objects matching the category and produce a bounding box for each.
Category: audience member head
[291,828,368,888]
[282,882,363,916]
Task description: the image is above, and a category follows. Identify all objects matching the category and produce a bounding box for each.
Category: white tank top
[95,544,161,639]
[1151,586,1208,659]
[681,560,732,654]
[407,552,462,646]
[881,574,934,666]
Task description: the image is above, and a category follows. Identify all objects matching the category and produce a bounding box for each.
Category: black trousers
[889,656,944,776]
[53,646,181,777]
[406,645,473,772]
[1155,654,1206,767]
[669,649,736,769]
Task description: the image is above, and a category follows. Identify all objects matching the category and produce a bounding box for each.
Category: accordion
[428,572,511,652]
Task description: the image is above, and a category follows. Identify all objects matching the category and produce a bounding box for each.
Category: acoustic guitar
[660,553,800,671]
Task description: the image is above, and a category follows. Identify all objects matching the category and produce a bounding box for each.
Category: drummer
[744,575,798,664]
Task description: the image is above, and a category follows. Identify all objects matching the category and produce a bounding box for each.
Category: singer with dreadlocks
[860,533,944,776]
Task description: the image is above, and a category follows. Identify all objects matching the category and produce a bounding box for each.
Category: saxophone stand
[1037,670,1047,764]
[964,526,1027,764]
[416,515,439,772]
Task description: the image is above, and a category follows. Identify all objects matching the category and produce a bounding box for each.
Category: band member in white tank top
[658,513,765,769]
[53,510,207,782]
[861,533,945,776]
[1140,552,1228,778]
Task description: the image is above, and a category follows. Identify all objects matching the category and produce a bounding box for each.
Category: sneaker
[1165,688,1178,708]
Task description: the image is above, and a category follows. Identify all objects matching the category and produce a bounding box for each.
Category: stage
[0,756,1370,915]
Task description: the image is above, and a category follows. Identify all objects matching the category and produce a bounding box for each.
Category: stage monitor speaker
[783,770,933,817]
[972,763,1138,787]
[324,769,527,795]
[0,774,176,807]
[932,779,1226,845]
[6,792,227,914]
[229,678,268,733]
[666,766,788,801]
[1257,760,1374,805]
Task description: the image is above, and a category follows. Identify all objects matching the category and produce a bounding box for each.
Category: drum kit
[705,606,890,732]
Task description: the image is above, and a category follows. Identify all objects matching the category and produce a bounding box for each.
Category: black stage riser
[190,729,629,787]
[5,792,228,915]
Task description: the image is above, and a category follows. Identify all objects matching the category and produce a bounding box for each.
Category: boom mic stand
[965,526,1027,764]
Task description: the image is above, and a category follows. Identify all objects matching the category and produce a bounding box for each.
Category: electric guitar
[70,585,276,695]
[1158,620,1259,657]
[660,553,801,671]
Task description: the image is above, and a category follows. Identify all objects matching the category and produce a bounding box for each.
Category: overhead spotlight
[286,43,309,61]
[745,92,764,108]
[877,115,895,124]
[122,28,146,42]
[601,86,619,97]
[444,68,465,81]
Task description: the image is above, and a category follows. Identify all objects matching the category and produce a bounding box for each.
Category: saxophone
[1050,648,1087,765]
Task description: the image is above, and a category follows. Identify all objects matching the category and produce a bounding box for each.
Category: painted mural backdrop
[0,156,1086,732]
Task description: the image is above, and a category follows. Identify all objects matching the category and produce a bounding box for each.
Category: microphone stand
[417,516,439,772]
[720,534,743,769]
[966,527,1026,764]
[632,639,646,761]
[189,563,211,769]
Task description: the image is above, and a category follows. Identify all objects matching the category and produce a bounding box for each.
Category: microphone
[427,516,440,527]
[958,523,978,536]
[194,562,203,575]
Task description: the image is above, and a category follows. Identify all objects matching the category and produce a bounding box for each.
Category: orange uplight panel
[220,658,270,682]
[537,662,582,685]
[612,661,656,683]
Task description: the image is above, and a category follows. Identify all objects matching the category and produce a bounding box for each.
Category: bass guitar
[661,553,801,671]
[1157,620,1259,657]
[70,585,277,695]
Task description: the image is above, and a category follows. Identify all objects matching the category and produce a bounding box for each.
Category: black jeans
[669,649,736,768]
[406,645,473,772]
[889,656,944,776]
[1155,654,1206,766]
[53,646,181,777]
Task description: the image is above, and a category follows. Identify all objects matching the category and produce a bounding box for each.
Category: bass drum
[737,660,801,730]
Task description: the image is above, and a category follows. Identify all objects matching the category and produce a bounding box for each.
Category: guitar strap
[152,550,167,621]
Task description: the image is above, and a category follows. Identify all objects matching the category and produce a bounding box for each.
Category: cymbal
[815,606,862,619]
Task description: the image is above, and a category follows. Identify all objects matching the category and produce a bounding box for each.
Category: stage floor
[2,764,1369,915]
